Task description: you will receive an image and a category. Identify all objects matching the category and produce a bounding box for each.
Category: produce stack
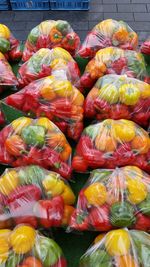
[0,18,149,267]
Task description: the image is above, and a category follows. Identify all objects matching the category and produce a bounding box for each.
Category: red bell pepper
[83,149,106,168]
[6,93,25,110]
[51,257,67,267]
[113,143,135,166]
[79,73,94,89]
[54,162,72,180]
[62,32,80,52]
[84,97,96,118]
[134,212,150,231]
[70,209,89,231]
[88,205,112,231]
[34,196,64,228]
[94,98,110,113]
[67,121,83,141]
[55,121,68,133]
[109,104,130,120]
[72,155,88,172]
[111,57,128,74]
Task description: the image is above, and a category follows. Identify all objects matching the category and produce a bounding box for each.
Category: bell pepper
[6,251,22,267]
[56,21,70,35]
[0,37,10,53]
[33,236,62,267]
[81,250,112,267]
[28,27,40,45]
[110,201,136,227]
[62,205,75,226]
[51,257,67,267]
[18,165,45,185]
[134,212,150,231]
[34,196,64,228]
[5,135,27,157]
[69,210,89,231]
[89,205,112,231]
[138,194,150,216]
[6,93,25,110]
[20,256,43,267]
[109,104,129,120]
[21,125,46,148]
[72,155,88,172]
[0,170,19,196]
[111,57,128,74]
[50,28,63,44]
[62,32,80,52]
[67,121,83,141]
[54,161,72,180]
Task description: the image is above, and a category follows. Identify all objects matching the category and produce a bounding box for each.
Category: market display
[80,229,150,267]
[0,23,22,61]
[72,119,150,173]
[23,20,80,61]
[0,117,72,179]
[18,47,80,88]
[0,224,67,266]
[76,19,138,62]
[0,52,18,92]
[69,166,150,231]
[4,76,84,140]
[76,47,147,93]
[84,74,150,127]
[0,165,75,229]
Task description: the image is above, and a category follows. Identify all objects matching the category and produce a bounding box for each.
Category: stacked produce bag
[0,18,149,267]
[23,20,80,61]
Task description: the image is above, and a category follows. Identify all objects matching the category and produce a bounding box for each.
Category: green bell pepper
[32,236,62,267]
[5,252,23,267]
[28,26,40,45]
[110,201,136,227]
[21,125,46,147]
[56,21,70,35]
[0,37,10,54]
[138,194,150,216]
[80,250,113,267]
[18,165,45,185]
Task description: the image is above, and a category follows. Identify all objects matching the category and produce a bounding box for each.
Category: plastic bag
[0,117,72,179]
[72,119,150,173]
[5,76,84,140]
[0,52,18,92]
[23,20,80,62]
[84,74,150,127]
[0,23,22,61]
[0,165,75,229]
[18,47,80,88]
[76,19,138,62]
[69,166,150,231]
[141,36,150,56]
[77,47,147,93]
[0,224,67,266]
[80,229,150,267]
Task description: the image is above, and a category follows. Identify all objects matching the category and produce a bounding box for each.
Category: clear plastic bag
[0,165,75,229]
[0,117,72,179]
[76,19,138,61]
[0,224,67,266]
[23,20,80,62]
[5,76,84,140]
[69,166,150,232]
[18,48,80,88]
[0,52,18,92]
[0,23,22,61]
[76,47,147,93]
[80,229,150,267]
[141,37,150,56]
[72,119,150,173]
[84,74,150,127]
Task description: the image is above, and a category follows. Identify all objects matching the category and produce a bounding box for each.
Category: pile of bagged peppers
[0,18,150,266]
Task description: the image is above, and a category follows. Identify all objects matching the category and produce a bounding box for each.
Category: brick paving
[0,0,150,43]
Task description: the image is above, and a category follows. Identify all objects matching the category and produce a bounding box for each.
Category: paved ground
[0,0,150,43]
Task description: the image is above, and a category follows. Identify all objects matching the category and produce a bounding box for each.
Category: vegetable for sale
[69,166,150,231]
[76,47,147,93]
[0,117,72,179]
[23,20,80,61]
[80,229,150,267]
[84,74,150,127]
[72,119,150,173]
[0,224,67,266]
[18,47,80,88]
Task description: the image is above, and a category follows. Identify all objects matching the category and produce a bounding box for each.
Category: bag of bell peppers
[0,117,72,179]
[69,166,150,232]
[76,19,138,63]
[0,165,75,229]
[0,224,67,266]
[0,52,18,92]
[72,119,150,173]
[23,20,80,62]
[5,76,84,140]
[80,229,150,267]
[84,74,150,127]
[141,36,150,56]
[18,47,80,88]
[76,47,147,93]
[0,23,22,61]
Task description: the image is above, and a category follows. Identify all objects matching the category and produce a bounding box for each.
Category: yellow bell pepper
[84,183,107,206]
[11,117,32,134]
[0,24,10,39]
[61,184,75,205]
[42,174,65,197]
[0,237,9,263]
[0,170,19,196]
[0,229,11,245]
[52,47,73,62]
[113,120,135,142]
[36,117,55,132]
[10,225,36,254]
[54,80,73,97]
[105,229,130,256]
[127,179,147,204]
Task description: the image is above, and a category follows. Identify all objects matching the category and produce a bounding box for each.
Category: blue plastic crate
[10,0,50,10]
[0,0,10,10]
[50,0,89,10]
